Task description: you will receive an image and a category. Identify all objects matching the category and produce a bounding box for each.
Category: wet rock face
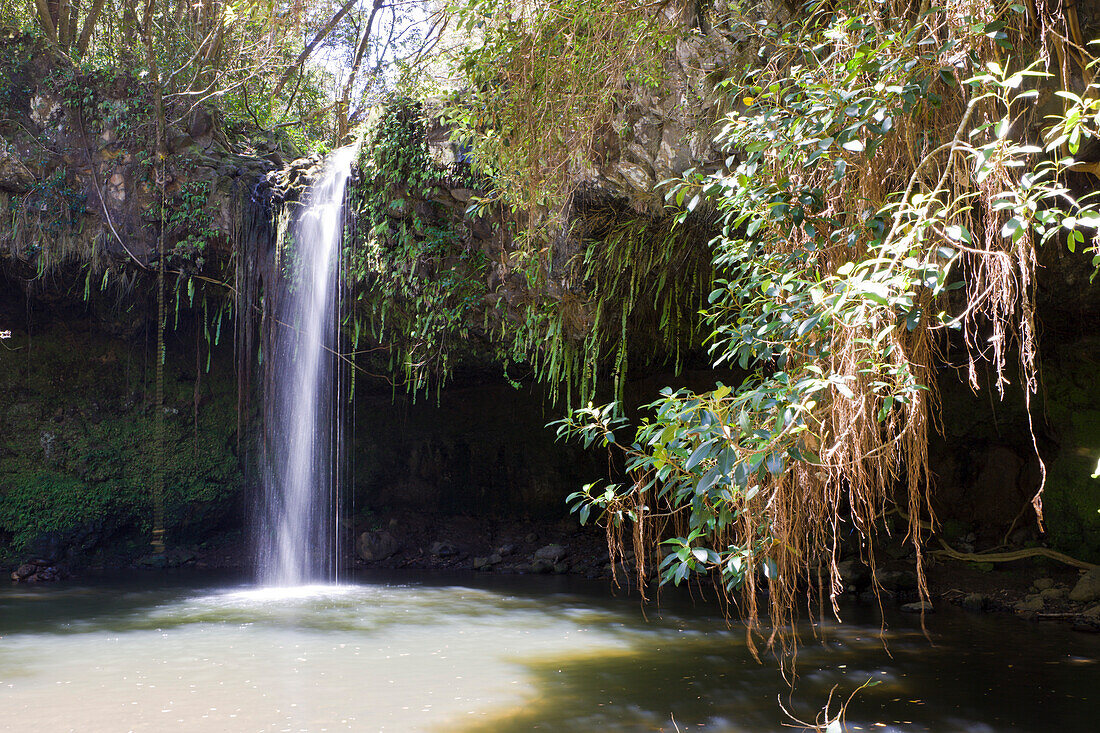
[929,337,1100,564]
[352,380,604,520]
[0,306,245,564]
[0,40,277,282]
[356,529,401,562]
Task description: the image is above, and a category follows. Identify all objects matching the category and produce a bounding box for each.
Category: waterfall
[255,145,358,586]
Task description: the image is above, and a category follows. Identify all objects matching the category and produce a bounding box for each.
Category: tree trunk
[76,0,108,56]
[34,0,57,42]
[56,0,70,49]
[337,0,384,138]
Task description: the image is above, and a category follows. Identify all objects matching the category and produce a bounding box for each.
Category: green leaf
[696,467,722,496]
[1000,217,1023,241]
[686,442,713,471]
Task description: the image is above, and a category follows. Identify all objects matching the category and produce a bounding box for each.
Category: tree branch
[271,0,360,99]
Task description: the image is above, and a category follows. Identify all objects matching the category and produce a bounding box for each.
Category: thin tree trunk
[34,0,57,42]
[57,0,70,49]
[120,1,139,62]
[337,0,384,138]
[76,0,108,55]
[66,0,80,50]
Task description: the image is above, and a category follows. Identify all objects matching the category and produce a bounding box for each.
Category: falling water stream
[255,145,358,586]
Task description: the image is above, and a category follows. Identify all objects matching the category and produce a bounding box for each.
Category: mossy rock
[1041,345,1100,563]
[0,317,244,558]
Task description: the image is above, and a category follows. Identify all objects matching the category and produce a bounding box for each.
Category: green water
[1,571,1097,731]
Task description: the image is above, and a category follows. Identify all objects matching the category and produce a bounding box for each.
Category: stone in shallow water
[472,555,502,571]
[874,568,918,592]
[1032,577,1055,591]
[900,601,934,614]
[1040,587,1067,601]
[835,559,870,590]
[13,563,37,579]
[962,593,988,611]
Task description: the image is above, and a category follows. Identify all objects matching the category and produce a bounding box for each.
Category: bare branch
[271,0,360,99]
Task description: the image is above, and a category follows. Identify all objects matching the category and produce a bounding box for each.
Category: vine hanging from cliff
[444,0,684,218]
[555,0,1100,656]
[345,98,490,394]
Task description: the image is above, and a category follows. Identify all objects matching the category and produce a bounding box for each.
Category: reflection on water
[1,571,1097,732]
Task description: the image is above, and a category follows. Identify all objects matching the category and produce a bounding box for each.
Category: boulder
[874,568,918,593]
[1032,577,1055,591]
[615,161,655,194]
[429,540,458,557]
[1040,587,1067,601]
[1069,569,1100,602]
[13,563,37,579]
[357,530,400,562]
[1015,597,1045,613]
[534,544,567,563]
[471,554,503,571]
[835,559,870,590]
[35,567,57,582]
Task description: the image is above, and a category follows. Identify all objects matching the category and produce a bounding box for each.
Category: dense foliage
[344,99,490,393]
[445,0,680,217]
[540,0,1100,644]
